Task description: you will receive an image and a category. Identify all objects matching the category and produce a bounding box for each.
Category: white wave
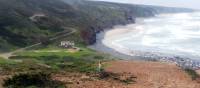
[98,12,200,60]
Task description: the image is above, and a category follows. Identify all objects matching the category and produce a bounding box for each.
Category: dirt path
[0,27,76,59]
[29,14,45,21]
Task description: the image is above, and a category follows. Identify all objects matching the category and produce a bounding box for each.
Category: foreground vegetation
[0,45,112,87]
[1,48,106,73]
[3,72,65,88]
[185,69,200,80]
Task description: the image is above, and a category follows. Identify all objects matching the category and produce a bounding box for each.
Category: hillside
[0,0,199,88]
[0,0,194,52]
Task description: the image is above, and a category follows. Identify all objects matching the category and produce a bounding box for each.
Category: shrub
[93,55,104,60]
[185,69,200,80]
[3,72,65,88]
[98,71,136,84]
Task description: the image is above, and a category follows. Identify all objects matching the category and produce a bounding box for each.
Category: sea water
[98,12,200,60]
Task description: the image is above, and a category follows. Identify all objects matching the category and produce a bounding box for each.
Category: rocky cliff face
[80,16,135,45]
[75,1,193,45]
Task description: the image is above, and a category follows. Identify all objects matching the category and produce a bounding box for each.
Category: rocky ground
[51,60,200,88]
[1,60,200,88]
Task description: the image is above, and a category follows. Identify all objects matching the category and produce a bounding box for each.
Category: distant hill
[0,0,194,52]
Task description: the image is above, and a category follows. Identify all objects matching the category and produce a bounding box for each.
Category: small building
[60,41,75,48]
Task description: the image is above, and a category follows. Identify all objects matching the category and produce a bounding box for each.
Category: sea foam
[96,12,200,60]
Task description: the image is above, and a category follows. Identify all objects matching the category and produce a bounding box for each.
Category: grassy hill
[0,0,194,52]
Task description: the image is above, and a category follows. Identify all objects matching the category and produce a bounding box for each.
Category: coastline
[89,24,147,60]
[89,17,200,70]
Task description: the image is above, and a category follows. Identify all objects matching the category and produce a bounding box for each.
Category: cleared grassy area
[15,48,93,59]
[7,47,107,73]
[0,29,110,74]
[0,57,17,66]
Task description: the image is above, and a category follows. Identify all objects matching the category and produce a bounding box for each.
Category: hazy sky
[93,0,200,9]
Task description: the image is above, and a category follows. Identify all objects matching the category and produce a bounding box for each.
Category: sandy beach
[89,24,145,60]
[89,13,200,70]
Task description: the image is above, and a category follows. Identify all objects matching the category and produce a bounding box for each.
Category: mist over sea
[91,12,200,60]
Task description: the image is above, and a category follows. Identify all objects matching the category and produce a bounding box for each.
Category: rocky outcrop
[80,12,138,45]
[79,1,194,45]
[81,19,135,45]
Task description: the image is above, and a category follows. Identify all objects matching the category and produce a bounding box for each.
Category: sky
[92,0,200,9]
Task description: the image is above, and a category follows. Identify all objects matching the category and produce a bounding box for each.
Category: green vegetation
[0,31,113,75]
[0,59,50,75]
[3,72,65,88]
[185,69,200,80]
[6,47,107,73]
[14,48,93,59]
[0,0,193,52]
[0,46,109,87]
[0,57,16,65]
[0,0,195,87]
[0,57,18,73]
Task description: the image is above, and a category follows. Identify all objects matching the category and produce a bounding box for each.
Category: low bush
[185,69,200,80]
[98,71,136,84]
[3,72,65,88]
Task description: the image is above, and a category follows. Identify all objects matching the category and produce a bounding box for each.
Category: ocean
[91,12,200,61]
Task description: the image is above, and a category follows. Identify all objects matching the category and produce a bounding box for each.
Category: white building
[60,41,75,48]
